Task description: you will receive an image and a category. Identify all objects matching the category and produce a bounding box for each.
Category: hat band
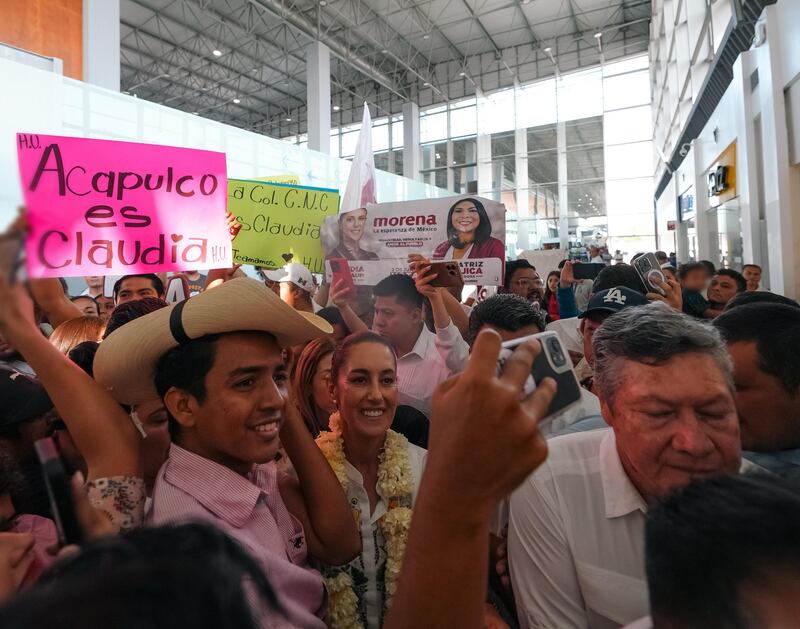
[169,300,192,345]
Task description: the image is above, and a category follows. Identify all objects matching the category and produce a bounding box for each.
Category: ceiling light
[522,0,531,4]
[286,117,292,122]
[459,71,466,77]
[212,49,222,57]
[422,33,430,40]
[333,105,341,111]
[381,48,388,53]
[320,0,327,5]
[192,111,199,115]
[594,32,602,38]
[544,47,552,53]
[232,98,241,104]
[423,81,431,87]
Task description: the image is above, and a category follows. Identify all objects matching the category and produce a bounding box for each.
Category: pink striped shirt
[148,444,325,628]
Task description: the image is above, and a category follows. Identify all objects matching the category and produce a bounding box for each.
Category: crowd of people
[1,214,799,629]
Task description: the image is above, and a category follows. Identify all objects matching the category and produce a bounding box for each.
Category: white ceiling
[120,0,651,137]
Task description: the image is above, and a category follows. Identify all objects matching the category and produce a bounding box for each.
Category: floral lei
[316,412,414,629]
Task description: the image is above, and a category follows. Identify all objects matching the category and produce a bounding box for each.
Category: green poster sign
[228,179,339,273]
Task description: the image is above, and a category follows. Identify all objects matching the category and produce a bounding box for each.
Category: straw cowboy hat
[94,277,333,404]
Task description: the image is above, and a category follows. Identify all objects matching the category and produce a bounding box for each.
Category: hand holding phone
[572,263,605,281]
[427,261,464,289]
[328,258,356,294]
[633,253,666,295]
[497,331,582,417]
[35,437,84,547]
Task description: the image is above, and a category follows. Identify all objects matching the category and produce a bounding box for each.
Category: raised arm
[385,330,556,629]
[330,279,369,334]
[415,265,469,373]
[27,278,82,328]
[277,403,361,566]
[0,276,140,481]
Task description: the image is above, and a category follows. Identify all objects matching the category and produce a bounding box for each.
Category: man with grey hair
[507,303,743,629]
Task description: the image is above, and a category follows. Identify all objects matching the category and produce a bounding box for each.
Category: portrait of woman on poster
[432,198,505,261]
[328,207,380,261]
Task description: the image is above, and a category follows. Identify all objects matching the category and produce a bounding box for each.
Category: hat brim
[94,277,333,404]
[578,306,620,319]
[263,270,286,282]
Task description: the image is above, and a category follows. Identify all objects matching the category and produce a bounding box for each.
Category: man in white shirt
[508,303,743,629]
[372,273,468,416]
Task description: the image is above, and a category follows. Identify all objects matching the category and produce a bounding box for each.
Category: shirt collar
[403,325,433,360]
[163,444,268,527]
[599,430,648,519]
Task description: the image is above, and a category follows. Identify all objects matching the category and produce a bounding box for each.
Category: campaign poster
[320,195,506,286]
[227,179,339,273]
[17,133,230,278]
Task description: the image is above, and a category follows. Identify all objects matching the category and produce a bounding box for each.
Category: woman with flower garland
[316,332,426,629]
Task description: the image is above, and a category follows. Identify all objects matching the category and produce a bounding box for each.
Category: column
[83,0,120,90]
[306,41,331,154]
[732,51,762,270]
[515,127,530,250]
[754,5,797,298]
[402,101,421,180]
[557,121,569,251]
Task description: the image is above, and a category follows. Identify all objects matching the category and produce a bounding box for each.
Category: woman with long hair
[292,337,337,437]
[329,208,379,261]
[541,270,561,321]
[432,198,505,261]
[315,332,426,628]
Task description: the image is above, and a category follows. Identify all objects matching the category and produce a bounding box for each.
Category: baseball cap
[0,368,54,429]
[264,263,315,293]
[578,286,649,319]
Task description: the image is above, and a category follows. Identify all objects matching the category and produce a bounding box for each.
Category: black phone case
[532,349,583,416]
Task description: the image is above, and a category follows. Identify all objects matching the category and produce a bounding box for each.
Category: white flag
[340,104,377,214]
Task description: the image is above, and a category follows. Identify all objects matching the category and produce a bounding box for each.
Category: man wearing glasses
[502,259,544,304]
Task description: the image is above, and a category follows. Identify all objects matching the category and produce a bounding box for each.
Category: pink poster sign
[17,133,231,278]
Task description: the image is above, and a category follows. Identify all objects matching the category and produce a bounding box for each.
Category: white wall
[661,0,800,298]
[0,56,449,230]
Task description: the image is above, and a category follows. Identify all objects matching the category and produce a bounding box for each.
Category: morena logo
[373,215,437,228]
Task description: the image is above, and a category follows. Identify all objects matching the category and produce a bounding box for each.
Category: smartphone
[35,437,84,546]
[328,257,356,293]
[0,233,25,284]
[497,331,582,417]
[427,261,463,288]
[633,253,666,295]
[572,262,605,281]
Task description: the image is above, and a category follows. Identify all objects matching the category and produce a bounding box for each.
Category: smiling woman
[316,332,427,629]
[432,197,505,261]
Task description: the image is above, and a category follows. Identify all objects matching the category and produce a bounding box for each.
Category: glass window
[557,68,603,121]
[567,182,606,217]
[372,120,389,152]
[605,177,653,215]
[565,116,603,148]
[491,131,516,190]
[528,152,558,186]
[453,165,477,194]
[420,107,447,143]
[527,124,557,152]
[450,100,477,138]
[604,105,652,144]
[567,146,605,181]
[603,55,649,77]
[478,88,515,135]
[604,141,654,180]
[374,151,389,173]
[517,78,557,129]
[423,169,447,189]
[393,149,404,177]
[452,137,477,165]
[421,142,447,169]
[391,116,404,149]
[603,70,650,110]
